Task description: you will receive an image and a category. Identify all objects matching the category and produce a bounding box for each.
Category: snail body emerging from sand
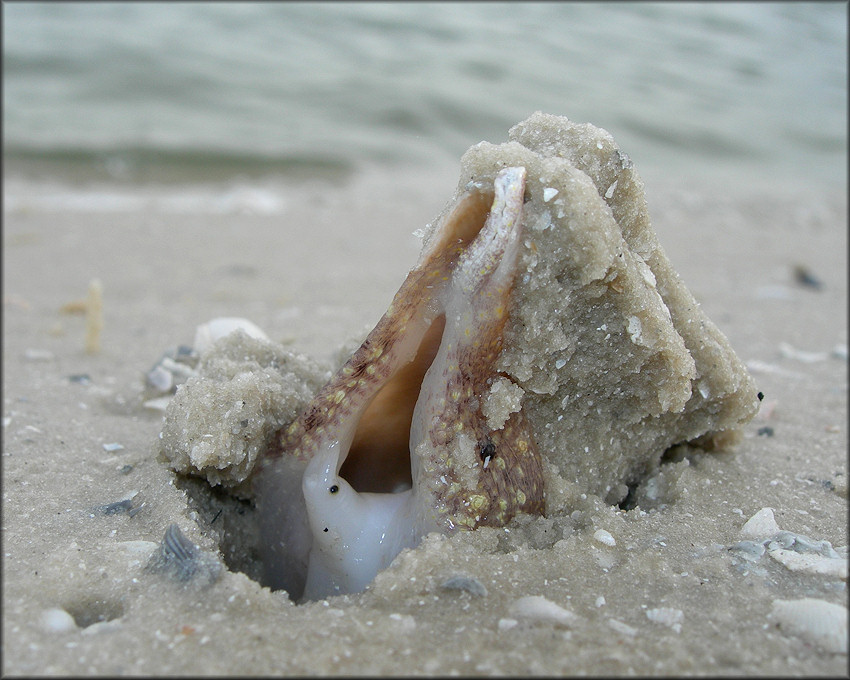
[255,167,543,601]
[161,115,760,604]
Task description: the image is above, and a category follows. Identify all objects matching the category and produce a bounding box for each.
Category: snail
[255,167,542,601]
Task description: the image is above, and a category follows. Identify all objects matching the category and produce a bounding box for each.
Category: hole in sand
[175,476,265,585]
[63,596,123,629]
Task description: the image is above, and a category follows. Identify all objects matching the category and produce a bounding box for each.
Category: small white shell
[593,529,616,546]
[41,608,77,633]
[193,317,269,355]
[771,598,847,654]
[509,595,578,627]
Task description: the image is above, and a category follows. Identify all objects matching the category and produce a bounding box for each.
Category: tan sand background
[3,161,847,674]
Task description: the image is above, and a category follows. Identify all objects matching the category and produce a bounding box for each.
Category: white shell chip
[509,595,578,627]
[772,598,847,654]
[740,507,780,539]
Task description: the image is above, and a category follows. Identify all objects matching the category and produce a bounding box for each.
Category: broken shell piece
[740,507,780,539]
[440,575,488,597]
[593,529,616,547]
[144,319,270,409]
[768,549,848,579]
[146,523,221,588]
[731,514,847,578]
[509,595,579,627]
[193,317,269,356]
[729,540,766,562]
[766,530,840,557]
[146,319,269,402]
[144,345,199,397]
[771,598,847,654]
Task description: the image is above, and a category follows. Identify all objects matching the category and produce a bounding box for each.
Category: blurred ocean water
[3,2,846,187]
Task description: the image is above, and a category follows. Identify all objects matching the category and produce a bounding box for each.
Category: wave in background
[3,2,847,188]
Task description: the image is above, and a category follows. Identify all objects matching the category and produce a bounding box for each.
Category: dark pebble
[807,477,836,491]
[757,426,775,437]
[793,264,824,290]
[174,345,198,363]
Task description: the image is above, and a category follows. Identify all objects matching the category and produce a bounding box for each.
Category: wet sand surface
[2,164,847,675]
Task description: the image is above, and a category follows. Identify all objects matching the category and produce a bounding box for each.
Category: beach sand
[2,161,847,675]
